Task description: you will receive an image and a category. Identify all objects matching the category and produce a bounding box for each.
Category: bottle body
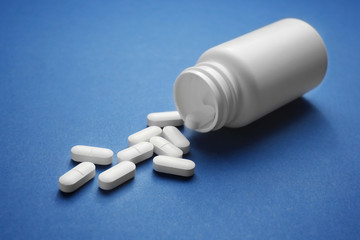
[174,18,327,132]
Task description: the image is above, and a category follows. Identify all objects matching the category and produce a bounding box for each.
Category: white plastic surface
[98,161,136,190]
[150,136,183,158]
[162,126,190,154]
[59,162,96,193]
[184,105,215,130]
[117,142,154,164]
[153,156,195,177]
[71,145,113,165]
[128,126,162,146]
[147,111,183,127]
[174,18,327,132]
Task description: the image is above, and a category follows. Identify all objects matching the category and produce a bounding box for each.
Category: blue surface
[1,1,359,239]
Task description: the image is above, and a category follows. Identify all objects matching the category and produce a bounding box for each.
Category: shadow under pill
[56,177,95,200]
[69,159,113,170]
[97,178,135,196]
[152,170,195,182]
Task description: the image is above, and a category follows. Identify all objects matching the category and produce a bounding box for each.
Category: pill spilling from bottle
[58,18,328,193]
[184,105,215,131]
[58,111,194,193]
[163,126,190,154]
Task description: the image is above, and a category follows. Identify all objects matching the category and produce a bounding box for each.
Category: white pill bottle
[174,18,327,132]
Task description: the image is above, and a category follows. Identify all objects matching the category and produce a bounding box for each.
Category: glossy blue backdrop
[0,1,359,239]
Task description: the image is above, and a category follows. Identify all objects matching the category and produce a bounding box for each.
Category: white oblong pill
[150,136,183,158]
[147,111,184,127]
[184,105,215,130]
[98,161,136,190]
[117,142,154,164]
[153,156,195,177]
[71,145,113,165]
[162,126,190,154]
[128,126,162,146]
[59,162,96,193]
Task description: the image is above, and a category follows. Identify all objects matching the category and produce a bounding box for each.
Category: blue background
[1,1,359,239]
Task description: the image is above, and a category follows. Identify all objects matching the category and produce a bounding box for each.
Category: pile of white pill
[58,111,195,193]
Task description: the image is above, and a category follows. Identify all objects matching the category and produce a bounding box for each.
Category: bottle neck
[174,61,238,132]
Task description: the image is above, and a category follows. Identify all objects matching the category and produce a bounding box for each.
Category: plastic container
[174,18,327,132]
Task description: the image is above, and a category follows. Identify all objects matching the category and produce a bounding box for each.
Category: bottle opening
[174,70,219,132]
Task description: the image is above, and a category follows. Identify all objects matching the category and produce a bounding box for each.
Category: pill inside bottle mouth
[184,105,215,130]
